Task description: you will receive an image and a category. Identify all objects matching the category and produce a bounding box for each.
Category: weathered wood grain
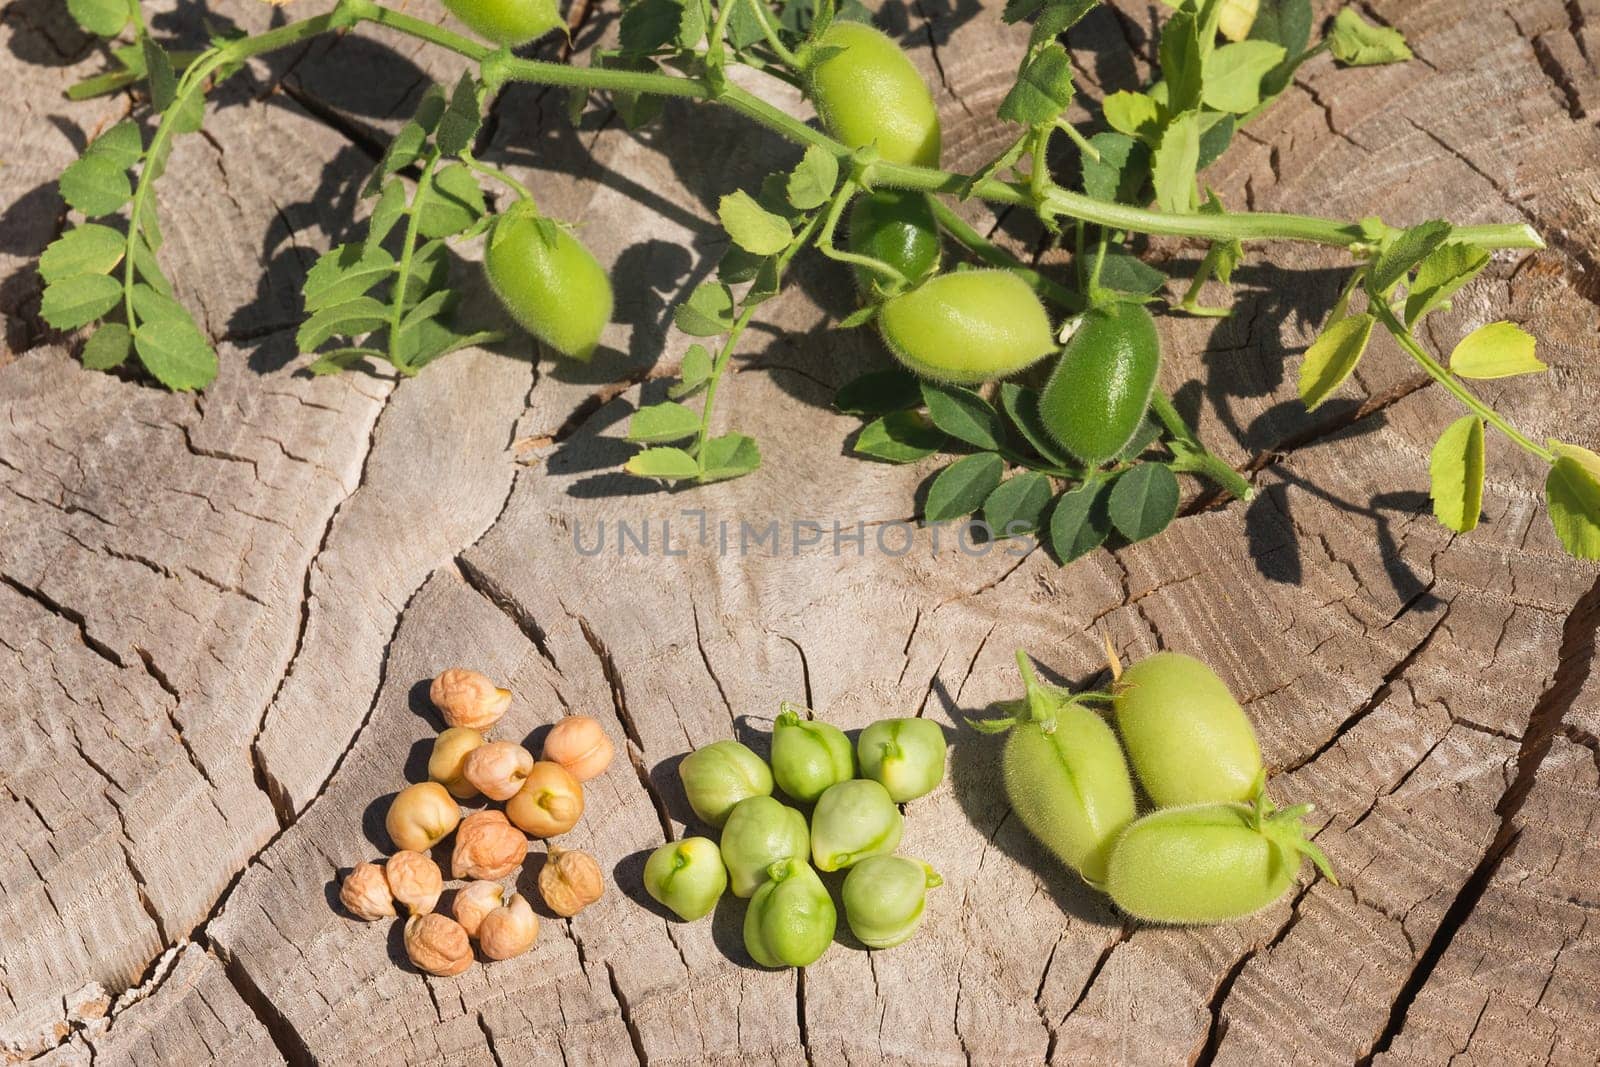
[1,0,1597,1062]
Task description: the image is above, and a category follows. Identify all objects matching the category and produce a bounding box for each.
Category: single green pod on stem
[720,795,811,898]
[878,270,1056,384]
[1112,651,1263,806]
[440,0,564,46]
[856,717,946,803]
[1105,792,1337,924]
[804,20,942,167]
[744,858,837,968]
[642,837,728,921]
[972,651,1137,886]
[1040,301,1161,465]
[848,190,942,295]
[678,739,773,828]
[810,778,903,871]
[484,203,614,361]
[771,703,856,804]
[842,854,942,949]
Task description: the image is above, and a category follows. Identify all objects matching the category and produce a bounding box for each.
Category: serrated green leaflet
[302,244,396,313]
[1368,219,1451,295]
[1404,243,1488,326]
[626,446,701,479]
[1048,480,1112,563]
[435,73,482,157]
[67,0,129,37]
[1546,456,1600,559]
[1152,111,1201,213]
[669,344,714,399]
[417,164,485,239]
[628,401,702,443]
[297,296,390,352]
[41,273,121,330]
[1298,312,1375,410]
[39,225,126,283]
[81,323,133,370]
[1101,92,1160,141]
[135,317,217,391]
[59,154,133,217]
[719,190,793,256]
[1201,41,1285,114]
[675,283,735,336]
[699,432,761,482]
[853,411,945,463]
[786,146,838,210]
[1449,321,1545,379]
[984,471,1053,536]
[999,383,1075,468]
[999,43,1074,126]
[1328,8,1412,67]
[1428,415,1484,533]
[921,383,1003,451]
[1107,462,1179,542]
[925,453,1005,522]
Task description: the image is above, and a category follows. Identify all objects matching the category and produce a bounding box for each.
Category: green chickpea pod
[842,855,942,949]
[878,271,1057,384]
[804,21,942,167]
[678,739,773,828]
[719,796,811,898]
[744,859,837,968]
[810,779,903,872]
[439,0,563,46]
[484,203,615,361]
[643,837,728,921]
[1112,651,1264,806]
[770,703,856,804]
[857,717,946,803]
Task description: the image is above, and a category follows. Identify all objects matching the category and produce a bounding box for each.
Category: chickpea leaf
[67,0,130,37]
[435,73,484,157]
[1404,243,1489,326]
[142,37,177,114]
[674,282,736,336]
[1201,41,1286,114]
[1250,0,1312,98]
[1047,479,1113,563]
[296,296,390,352]
[39,224,126,283]
[1107,462,1179,543]
[1151,110,1202,213]
[836,368,922,415]
[925,452,1005,521]
[984,471,1054,536]
[920,382,1004,451]
[1428,415,1485,533]
[626,446,701,480]
[628,401,703,443]
[720,190,793,256]
[81,323,133,370]
[669,343,714,399]
[853,411,946,463]
[1298,311,1375,410]
[1080,131,1148,204]
[1159,6,1205,115]
[1328,9,1412,67]
[417,164,486,239]
[1026,0,1101,48]
[40,273,121,331]
[999,43,1075,126]
[302,243,396,313]
[1449,321,1546,379]
[786,146,838,210]
[59,154,134,218]
[134,315,217,391]
[1101,91,1161,141]
[1368,219,1451,296]
[1000,382,1076,468]
[1097,246,1167,295]
[1545,453,1600,560]
[699,432,761,482]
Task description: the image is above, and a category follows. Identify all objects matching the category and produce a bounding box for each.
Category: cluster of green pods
[642,704,947,966]
[975,649,1335,923]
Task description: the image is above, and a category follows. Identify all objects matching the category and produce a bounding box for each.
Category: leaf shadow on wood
[3,0,98,67]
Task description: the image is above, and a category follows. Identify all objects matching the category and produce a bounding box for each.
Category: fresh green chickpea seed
[857,717,946,803]
[679,739,773,828]
[810,778,903,871]
[771,704,856,804]
[720,796,811,898]
[804,21,942,167]
[744,859,837,968]
[1040,301,1161,465]
[643,837,728,921]
[878,270,1057,384]
[842,855,942,949]
[1113,651,1264,806]
[1105,794,1336,924]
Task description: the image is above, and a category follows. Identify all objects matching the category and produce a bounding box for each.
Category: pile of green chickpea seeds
[643,707,947,967]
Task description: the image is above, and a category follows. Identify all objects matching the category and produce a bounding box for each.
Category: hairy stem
[386,151,438,373]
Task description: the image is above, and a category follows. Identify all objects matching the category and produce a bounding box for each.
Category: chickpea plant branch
[39,0,1600,559]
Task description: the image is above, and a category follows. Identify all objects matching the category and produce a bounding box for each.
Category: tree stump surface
[2,0,1598,1063]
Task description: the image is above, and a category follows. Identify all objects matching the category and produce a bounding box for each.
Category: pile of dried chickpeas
[337,667,615,975]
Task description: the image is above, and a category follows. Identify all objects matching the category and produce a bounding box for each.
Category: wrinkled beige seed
[386,851,444,915]
[505,761,585,838]
[478,893,538,961]
[453,880,505,937]
[541,715,615,782]
[462,741,536,802]
[430,668,512,731]
[339,861,395,920]
[538,847,605,917]
[452,809,529,880]
[428,727,486,799]
[404,913,473,976]
[385,782,461,852]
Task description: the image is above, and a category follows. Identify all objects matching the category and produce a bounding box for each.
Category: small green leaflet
[1048,479,1112,562]
[302,244,397,313]
[59,153,134,218]
[1368,219,1451,295]
[1545,454,1600,559]
[417,165,486,239]
[628,401,702,443]
[142,37,177,114]
[925,452,1005,521]
[1152,111,1202,212]
[1298,312,1375,410]
[435,73,484,157]
[984,471,1053,535]
[836,369,921,415]
[674,283,736,336]
[999,43,1075,126]
[40,273,121,330]
[1025,0,1101,49]
[999,383,1075,468]
[785,146,838,211]
[1428,415,1484,533]
[1101,91,1161,141]
[1405,243,1488,326]
[669,344,714,399]
[1200,41,1286,114]
[135,316,217,391]
[1159,6,1205,116]
[1449,321,1545,379]
[39,224,126,283]
[626,446,700,479]
[368,181,408,244]
[719,190,793,256]
[81,323,133,370]
[1097,246,1166,295]
[921,382,1004,451]
[1080,132,1148,204]
[853,411,946,463]
[700,432,761,482]
[1107,463,1179,542]
[67,0,130,37]
[297,296,390,352]
[1327,9,1412,67]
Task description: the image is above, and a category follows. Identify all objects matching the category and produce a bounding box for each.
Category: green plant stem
[925,197,1081,311]
[462,151,535,203]
[1371,301,1554,462]
[744,0,801,68]
[815,183,908,287]
[1150,392,1256,501]
[387,151,439,373]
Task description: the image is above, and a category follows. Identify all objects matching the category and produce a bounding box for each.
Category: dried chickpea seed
[428,727,485,800]
[463,740,536,801]
[506,760,584,837]
[478,893,539,960]
[339,861,395,921]
[452,809,528,880]
[404,913,473,976]
[430,667,512,730]
[542,715,615,781]
[453,880,504,937]
[538,847,605,916]
[386,850,444,915]
[386,782,461,852]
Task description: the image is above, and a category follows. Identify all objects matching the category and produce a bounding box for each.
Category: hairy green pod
[678,739,773,828]
[484,205,613,360]
[848,190,942,293]
[805,21,941,167]
[1040,302,1161,464]
[440,0,563,45]
[878,270,1056,384]
[1105,798,1335,924]
[1113,651,1263,806]
[744,859,837,968]
[842,855,942,949]
[642,837,727,921]
[810,779,903,871]
[771,705,856,804]
[720,796,811,898]
[856,717,946,803]
[977,651,1136,886]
